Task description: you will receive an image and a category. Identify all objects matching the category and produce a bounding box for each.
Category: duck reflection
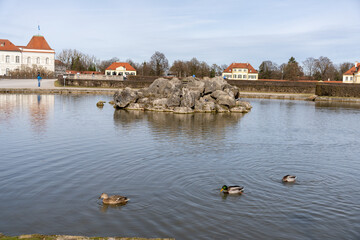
[113,109,245,139]
[100,203,127,213]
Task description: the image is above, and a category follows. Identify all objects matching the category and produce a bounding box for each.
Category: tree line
[259,57,353,81]
[56,49,353,81]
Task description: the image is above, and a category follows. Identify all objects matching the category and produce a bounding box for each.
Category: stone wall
[58,76,153,89]
[227,80,317,94]
[58,75,360,98]
[315,82,360,98]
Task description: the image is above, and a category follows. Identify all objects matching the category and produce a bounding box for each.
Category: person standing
[37,72,42,87]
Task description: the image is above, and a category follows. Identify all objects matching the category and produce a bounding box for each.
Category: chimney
[355,61,359,67]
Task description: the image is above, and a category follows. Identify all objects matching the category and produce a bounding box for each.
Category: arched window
[46,58,49,64]
[6,55,10,63]
[36,57,40,64]
[27,57,31,64]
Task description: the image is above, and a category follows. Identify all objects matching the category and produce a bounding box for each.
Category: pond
[0,94,359,239]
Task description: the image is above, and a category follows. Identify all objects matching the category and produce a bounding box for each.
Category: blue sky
[1,0,359,68]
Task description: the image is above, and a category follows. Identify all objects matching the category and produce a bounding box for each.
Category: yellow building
[343,62,360,83]
[105,62,136,76]
[222,62,258,80]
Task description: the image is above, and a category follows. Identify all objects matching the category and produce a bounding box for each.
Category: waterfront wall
[57,75,360,98]
[227,80,317,94]
[316,82,360,98]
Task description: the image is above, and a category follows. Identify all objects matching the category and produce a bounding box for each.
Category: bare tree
[150,51,169,76]
[98,57,119,73]
[302,57,316,78]
[338,62,354,75]
[315,56,333,81]
[170,60,188,77]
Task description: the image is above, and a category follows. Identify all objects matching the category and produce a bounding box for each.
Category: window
[6,68,9,75]
[243,75,246,79]
[27,57,31,64]
[350,77,353,81]
[46,58,49,64]
[238,75,242,79]
[16,56,20,63]
[6,55,10,63]
[36,57,40,64]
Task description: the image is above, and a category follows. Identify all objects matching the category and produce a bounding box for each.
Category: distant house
[0,35,55,76]
[343,62,360,83]
[105,62,136,76]
[222,62,258,80]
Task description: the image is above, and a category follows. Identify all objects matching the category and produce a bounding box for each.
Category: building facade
[0,35,55,76]
[105,62,136,76]
[222,63,258,80]
[343,62,360,83]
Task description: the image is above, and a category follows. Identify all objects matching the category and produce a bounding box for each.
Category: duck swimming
[99,193,129,205]
[282,175,296,183]
[220,185,244,194]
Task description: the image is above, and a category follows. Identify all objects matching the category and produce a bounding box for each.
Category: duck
[99,193,129,205]
[220,185,244,194]
[282,175,296,183]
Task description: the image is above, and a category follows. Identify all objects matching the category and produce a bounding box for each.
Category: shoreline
[1,87,360,103]
[0,78,360,103]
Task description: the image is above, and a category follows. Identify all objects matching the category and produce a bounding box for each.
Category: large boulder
[217,94,236,108]
[186,78,205,93]
[194,98,216,112]
[113,77,252,114]
[167,91,181,107]
[223,84,240,99]
[180,88,201,108]
[114,87,138,108]
[211,90,228,100]
[147,78,182,98]
[236,100,252,110]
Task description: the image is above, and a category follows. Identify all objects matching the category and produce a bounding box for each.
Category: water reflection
[113,109,245,139]
[0,94,54,133]
[315,101,360,110]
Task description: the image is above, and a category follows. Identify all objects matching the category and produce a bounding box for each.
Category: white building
[343,62,360,83]
[105,62,137,76]
[222,62,258,80]
[0,35,55,76]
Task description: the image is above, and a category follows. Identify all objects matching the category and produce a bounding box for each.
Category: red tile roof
[223,62,258,74]
[0,39,21,51]
[25,35,53,50]
[344,63,360,75]
[106,62,136,71]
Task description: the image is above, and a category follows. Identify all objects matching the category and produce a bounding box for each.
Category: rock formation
[113,77,252,114]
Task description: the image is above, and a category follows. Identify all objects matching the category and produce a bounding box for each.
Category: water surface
[0,94,359,239]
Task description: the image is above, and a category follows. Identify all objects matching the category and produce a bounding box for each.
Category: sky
[1,0,360,68]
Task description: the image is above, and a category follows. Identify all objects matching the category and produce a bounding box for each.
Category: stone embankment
[113,77,252,114]
[0,233,173,240]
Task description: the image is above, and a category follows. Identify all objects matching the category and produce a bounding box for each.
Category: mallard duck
[220,185,244,194]
[99,193,129,205]
[282,175,296,183]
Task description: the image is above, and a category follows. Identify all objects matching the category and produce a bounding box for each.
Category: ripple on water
[1,95,360,240]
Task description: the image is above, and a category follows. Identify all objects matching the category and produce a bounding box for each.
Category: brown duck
[99,193,129,205]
